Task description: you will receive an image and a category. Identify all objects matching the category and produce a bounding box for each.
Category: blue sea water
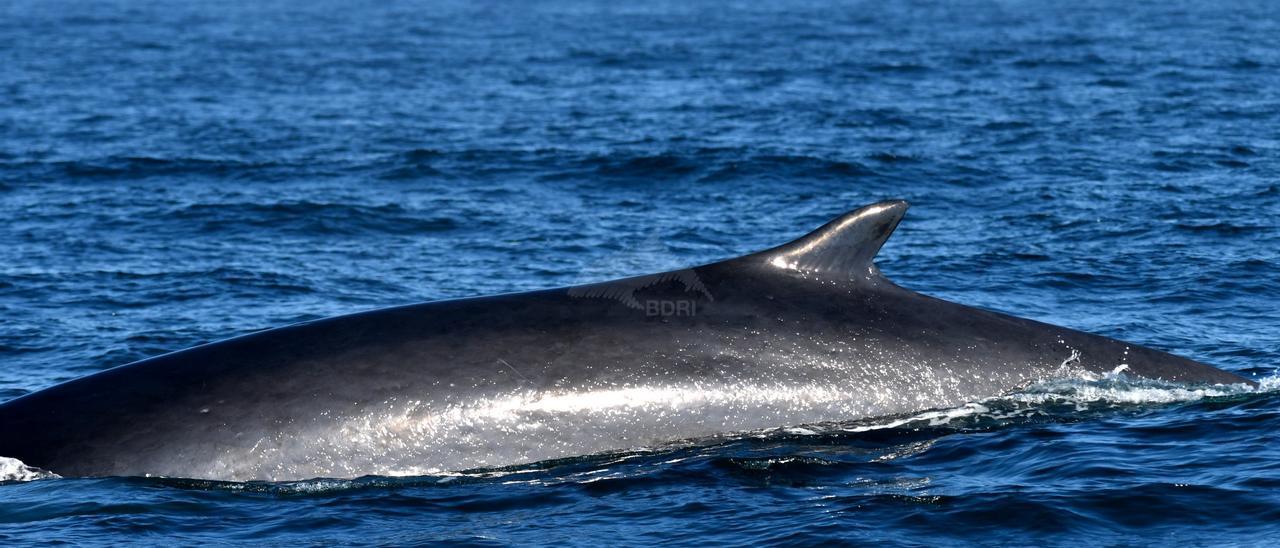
[2,0,1279,544]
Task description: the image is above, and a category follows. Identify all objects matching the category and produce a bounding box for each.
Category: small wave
[169,201,460,236]
[584,152,701,178]
[866,63,930,73]
[1229,58,1264,70]
[371,148,885,184]
[378,148,446,179]
[1091,78,1129,88]
[53,156,281,180]
[0,457,59,482]
[1216,159,1250,168]
[1009,56,1101,69]
[1173,222,1269,235]
[867,152,918,164]
[697,154,878,182]
[982,120,1033,131]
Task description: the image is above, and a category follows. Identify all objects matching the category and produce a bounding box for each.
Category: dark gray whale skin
[0,201,1253,481]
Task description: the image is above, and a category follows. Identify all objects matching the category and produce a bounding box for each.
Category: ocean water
[2,0,1279,544]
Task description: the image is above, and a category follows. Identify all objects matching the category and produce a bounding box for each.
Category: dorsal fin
[753,200,908,279]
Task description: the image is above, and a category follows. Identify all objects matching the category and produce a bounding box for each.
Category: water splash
[820,372,1278,436]
[0,457,59,483]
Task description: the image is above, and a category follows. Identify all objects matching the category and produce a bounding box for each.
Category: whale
[0,200,1252,481]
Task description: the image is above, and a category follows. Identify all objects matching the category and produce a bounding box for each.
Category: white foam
[834,372,1276,435]
[0,457,59,482]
